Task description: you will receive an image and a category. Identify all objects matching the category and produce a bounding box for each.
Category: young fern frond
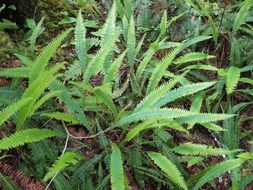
[134,75,183,111]
[0,172,21,190]
[0,129,56,150]
[83,31,120,84]
[29,29,71,82]
[41,112,79,124]
[0,98,31,126]
[30,17,44,54]
[148,152,188,190]
[116,108,233,127]
[110,144,125,190]
[174,52,215,65]
[0,67,30,78]
[233,0,253,33]
[226,66,240,94]
[75,10,87,73]
[44,152,82,182]
[193,159,244,190]
[104,50,127,84]
[154,82,215,108]
[147,47,179,94]
[172,142,234,156]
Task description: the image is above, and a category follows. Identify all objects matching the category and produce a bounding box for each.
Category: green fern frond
[75,10,87,73]
[93,85,117,115]
[148,152,188,190]
[14,54,33,66]
[154,82,215,108]
[233,0,253,33]
[0,128,56,150]
[110,144,125,190]
[116,108,233,127]
[174,52,215,65]
[44,152,82,182]
[127,16,136,68]
[0,67,30,78]
[193,159,244,190]
[226,66,240,94]
[41,112,79,124]
[104,50,127,84]
[30,17,44,53]
[29,29,71,82]
[0,98,31,126]
[173,142,234,156]
[136,43,157,81]
[135,75,183,111]
[83,31,120,84]
[147,47,179,94]
[0,172,21,190]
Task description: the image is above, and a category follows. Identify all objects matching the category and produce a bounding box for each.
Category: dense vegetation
[0,0,253,189]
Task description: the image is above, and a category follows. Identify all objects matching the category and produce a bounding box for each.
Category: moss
[0,31,14,62]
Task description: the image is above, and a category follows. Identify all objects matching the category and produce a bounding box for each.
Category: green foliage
[226,66,241,95]
[0,129,56,150]
[148,152,188,190]
[44,152,82,181]
[110,144,125,190]
[0,172,21,190]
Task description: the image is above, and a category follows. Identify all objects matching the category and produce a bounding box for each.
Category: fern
[172,142,235,156]
[134,75,183,111]
[226,66,240,94]
[0,172,21,190]
[83,31,120,84]
[174,52,215,65]
[148,152,188,190]
[154,82,215,108]
[30,17,44,54]
[41,112,79,124]
[104,50,127,84]
[75,10,87,73]
[193,159,244,190]
[233,0,253,33]
[0,98,31,126]
[127,16,136,68]
[29,29,71,82]
[116,108,233,127]
[0,128,56,150]
[44,152,82,182]
[0,67,30,78]
[110,144,125,190]
[147,47,179,94]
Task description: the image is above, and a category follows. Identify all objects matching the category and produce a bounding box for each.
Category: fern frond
[29,29,71,82]
[0,172,21,190]
[0,98,31,126]
[127,16,136,68]
[0,67,30,78]
[0,128,56,150]
[30,17,44,53]
[226,66,240,94]
[93,85,117,115]
[147,47,179,94]
[104,50,127,84]
[174,52,215,65]
[44,152,82,182]
[41,112,79,124]
[14,54,33,66]
[75,10,87,73]
[173,142,234,156]
[148,152,188,190]
[83,31,120,84]
[135,75,183,111]
[110,144,125,190]
[154,82,215,108]
[193,159,244,190]
[233,0,253,33]
[116,108,233,127]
